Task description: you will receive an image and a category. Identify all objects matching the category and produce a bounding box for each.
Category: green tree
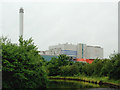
[2,36,48,88]
[100,59,111,76]
[108,53,120,79]
[57,54,70,66]
[47,57,60,76]
[73,62,85,74]
[60,64,79,76]
[82,63,94,76]
[93,59,104,76]
[47,54,70,76]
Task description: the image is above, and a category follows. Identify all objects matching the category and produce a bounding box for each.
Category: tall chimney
[118,1,120,53]
[19,8,24,37]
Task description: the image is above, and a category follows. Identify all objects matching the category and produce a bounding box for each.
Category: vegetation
[46,55,72,76]
[47,53,120,84]
[1,36,120,88]
[1,36,48,88]
[48,76,120,85]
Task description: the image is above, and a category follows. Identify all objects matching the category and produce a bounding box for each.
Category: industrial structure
[40,43,103,59]
[18,8,104,63]
[118,2,120,53]
[19,8,24,37]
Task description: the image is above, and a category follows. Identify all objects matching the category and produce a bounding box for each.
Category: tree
[47,54,70,76]
[47,57,60,76]
[100,59,111,76]
[2,36,48,88]
[57,54,70,66]
[82,63,94,76]
[60,64,79,76]
[108,53,120,79]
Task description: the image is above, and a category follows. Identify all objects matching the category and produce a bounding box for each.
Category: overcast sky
[1,1,118,58]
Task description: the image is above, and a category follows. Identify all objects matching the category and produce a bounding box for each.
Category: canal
[47,79,118,89]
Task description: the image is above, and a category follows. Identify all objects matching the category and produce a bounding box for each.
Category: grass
[48,75,120,85]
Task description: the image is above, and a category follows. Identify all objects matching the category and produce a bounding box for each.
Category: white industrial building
[41,43,103,59]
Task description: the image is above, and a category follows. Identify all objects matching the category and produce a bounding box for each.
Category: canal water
[47,79,118,90]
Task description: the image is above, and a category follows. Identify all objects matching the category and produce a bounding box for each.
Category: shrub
[108,53,120,79]
[47,54,70,76]
[2,36,48,88]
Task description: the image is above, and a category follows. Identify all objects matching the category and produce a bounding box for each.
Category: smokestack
[19,7,24,37]
[118,1,120,53]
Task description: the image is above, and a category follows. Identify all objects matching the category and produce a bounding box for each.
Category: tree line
[46,54,120,80]
[1,37,120,88]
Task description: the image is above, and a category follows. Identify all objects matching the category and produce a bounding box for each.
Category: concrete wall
[76,43,82,58]
[47,48,61,55]
[49,43,77,51]
[76,43,87,59]
[82,44,87,59]
[86,46,103,59]
[63,43,77,51]
[48,43,77,56]
[45,43,103,59]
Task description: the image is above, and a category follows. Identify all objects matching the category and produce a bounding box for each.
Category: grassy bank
[48,75,120,86]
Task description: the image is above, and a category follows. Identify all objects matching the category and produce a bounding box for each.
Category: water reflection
[47,79,118,90]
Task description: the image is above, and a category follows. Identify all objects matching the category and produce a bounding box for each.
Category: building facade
[41,43,103,59]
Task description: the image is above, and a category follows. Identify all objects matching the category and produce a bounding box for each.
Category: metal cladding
[61,50,77,55]
[19,8,24,13]
[76,58,94,64]
[41,43,103,59]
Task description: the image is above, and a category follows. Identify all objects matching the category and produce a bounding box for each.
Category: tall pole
[118,2,120,53]
[19,8,24,37]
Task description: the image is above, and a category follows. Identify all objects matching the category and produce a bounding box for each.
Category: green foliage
[2,36,120,88]
[100,59,112,76]
[2,36,48,88]
[57,54,70,66]
[73,62,85,73]
[108,53,120,79]
[81,54,120,79]
[60,64,79,76]
[47,57,60,76]
[47,54,70,76]
[47,54,85,76]
[82,63,94,76]
[47,52,120,80]
[92,60,104,76]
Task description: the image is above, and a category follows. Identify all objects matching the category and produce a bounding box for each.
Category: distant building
[40,43,103,59]
[41,55,58,61]
[75,58,94,64]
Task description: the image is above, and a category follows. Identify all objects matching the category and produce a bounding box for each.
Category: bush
[82,63,94,76]
[1,36,48,88]
[60,64,79,76]
[108,53,120,79]
[47,54,70,76]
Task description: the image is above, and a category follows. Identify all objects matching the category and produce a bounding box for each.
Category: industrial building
[18,8,103,60]
[40,43,103,59]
